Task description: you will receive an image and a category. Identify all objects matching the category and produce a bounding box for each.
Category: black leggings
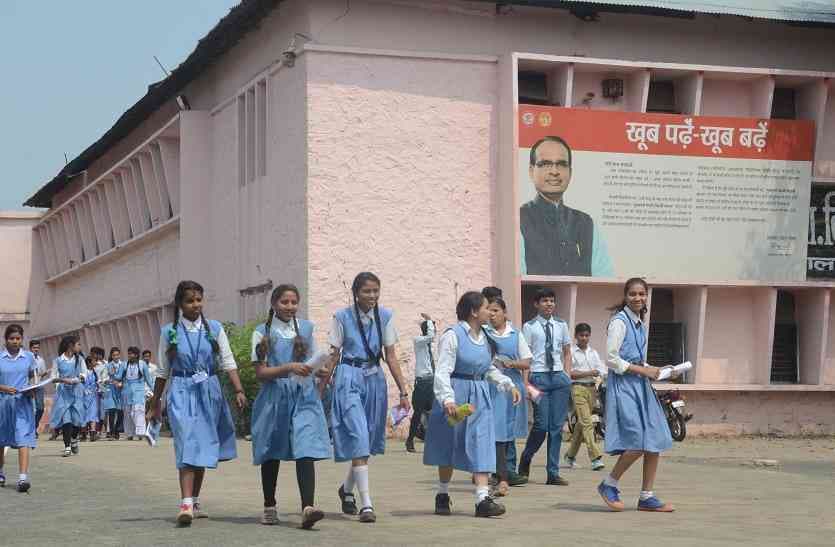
[62,424,80,447]
[496,442,511,482]
[106,409,123,436]
[261,459,316,510]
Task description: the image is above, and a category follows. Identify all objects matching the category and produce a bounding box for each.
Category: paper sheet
[657,361,693,381]
[18,378,54,393]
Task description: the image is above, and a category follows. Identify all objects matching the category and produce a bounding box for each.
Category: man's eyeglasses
[534,160,570,169]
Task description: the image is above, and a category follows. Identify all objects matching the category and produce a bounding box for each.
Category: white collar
[458,321,486,342]
[181,315,204,330]
[572,344,592,354]
[486,321,515,336]
[624,307,643,325]
[536,315,556,325]
[1,348,24,360]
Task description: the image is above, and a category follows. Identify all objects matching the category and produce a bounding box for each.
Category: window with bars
[35,136,180,279]
[239,280,273,325]
[237,78,268,186]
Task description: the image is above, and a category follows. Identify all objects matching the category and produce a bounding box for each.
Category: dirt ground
[2,435,833,546]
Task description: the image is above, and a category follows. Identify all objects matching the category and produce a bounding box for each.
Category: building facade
[22,0,835,435]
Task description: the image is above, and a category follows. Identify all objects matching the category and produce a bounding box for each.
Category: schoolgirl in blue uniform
[0,324,37,492]
[597,278,674,513]
[102,347,123,440]
[423,291,521,518]
[49,335,87,457]
[250,284,330,528]
[147,280,248,527]
[115,347,153,441]
[82,356,101,441]
[484,296,532,497]
[326,272,411,524]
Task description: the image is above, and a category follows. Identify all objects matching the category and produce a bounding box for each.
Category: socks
[437,481,450,495]
[603,475,619,488]
[474,486,489,504]
[354,465,372,508]
[182,497,194,507]
[343,464,356,493]
[19,473,28,482]
[640,490,654,501]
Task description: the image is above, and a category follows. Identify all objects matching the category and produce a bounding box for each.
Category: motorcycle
[567,383,606,441]
[656,389,692,442]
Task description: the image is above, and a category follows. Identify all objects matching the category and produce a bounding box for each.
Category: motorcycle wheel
[669,409,686,442]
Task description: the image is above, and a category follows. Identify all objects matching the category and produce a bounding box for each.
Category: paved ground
[2,435,834,546]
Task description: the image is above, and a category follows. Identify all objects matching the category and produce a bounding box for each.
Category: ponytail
[256,308,275,363]
[291,316,308,362]
[481,326,498,357]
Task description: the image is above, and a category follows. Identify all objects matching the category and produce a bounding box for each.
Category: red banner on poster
[518,106,815,161]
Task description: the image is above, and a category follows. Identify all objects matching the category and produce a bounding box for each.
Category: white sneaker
[62,447,71,457]
[591,458,605,471]
[564,455,577,469]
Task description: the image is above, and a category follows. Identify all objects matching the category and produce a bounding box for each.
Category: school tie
[545,322,555,372]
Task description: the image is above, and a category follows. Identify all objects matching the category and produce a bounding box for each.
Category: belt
[171,370,216,378]
[572,381,595,386]
[451,372,485,381]
[341,358,379,369]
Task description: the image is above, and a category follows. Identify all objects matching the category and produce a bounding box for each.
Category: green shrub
[220,318,264,437]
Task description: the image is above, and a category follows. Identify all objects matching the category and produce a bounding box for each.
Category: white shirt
[413,321,436,379]
[93,361,108,387]
[434,322,514,405]
[606,307,648,375]
[250,317,316,362]
[484,321,533,361]
[31,354,47,380]
[522,316,571,373]
[328,307,398,349]
[571,344,607,383]
[156,316,237,379]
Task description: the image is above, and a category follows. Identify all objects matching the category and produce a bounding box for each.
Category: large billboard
[808,184,835,278]
[518,106,815,282]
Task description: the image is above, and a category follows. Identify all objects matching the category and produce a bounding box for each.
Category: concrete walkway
[2,436,833,546]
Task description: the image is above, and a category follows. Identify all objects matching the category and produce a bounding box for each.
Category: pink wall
[684,390,835,436]
[309,0,835,71]
[700,287,772,384]
[305,50,497,388]
[0,212,41,321]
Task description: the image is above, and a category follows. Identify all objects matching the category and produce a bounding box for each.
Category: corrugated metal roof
[508,1,835,23]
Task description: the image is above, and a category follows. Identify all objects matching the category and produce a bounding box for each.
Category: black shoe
[507,472,528,487]
[70,441,79,455]
[434,493,452,516]
[517,458,531,478]
[16,480,30,493]
[338,485,358,515]
[405,438,416,453]
[546,475,569,486]
[475,497,506,518]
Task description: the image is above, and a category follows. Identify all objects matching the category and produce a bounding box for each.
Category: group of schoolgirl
[1,274,678,522]
[406,280,677,515]
[43,345,157,449]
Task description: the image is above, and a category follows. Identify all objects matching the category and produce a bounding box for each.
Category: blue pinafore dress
[0,350,37,448]
[423,324,497,473]
[488,329,528,441]
[101,361,122,412]
[82,368,100,424]
[331,306,392,462]
[604,310,672,455]
[163,320,238,469]
[251,319,331,465]
[49,355,87,428]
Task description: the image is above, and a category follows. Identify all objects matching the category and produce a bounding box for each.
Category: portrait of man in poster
[520,136,614,276]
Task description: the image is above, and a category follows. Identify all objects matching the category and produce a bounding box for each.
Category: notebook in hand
[657,361,693,381]
[144,420,162,447]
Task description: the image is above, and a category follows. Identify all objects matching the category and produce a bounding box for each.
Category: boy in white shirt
[565,323,606,470]
[406,315,436,453]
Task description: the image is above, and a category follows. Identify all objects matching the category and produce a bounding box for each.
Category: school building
[14,0,835,435]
